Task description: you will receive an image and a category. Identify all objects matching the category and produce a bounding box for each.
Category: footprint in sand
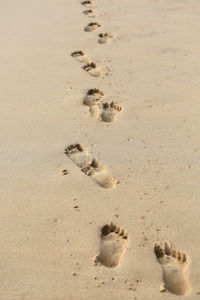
[94,223,128,268]
[81,0,94,8]
[83,88,104,119]
[98,33,113,44]
[84,22,101,32]
[101,101,122,122]
[71,51,89,63]
[82,62,105,77]
[83,9,97,18]
[65,144,118,189]
[154,241,190,295]
[83,88,104,106]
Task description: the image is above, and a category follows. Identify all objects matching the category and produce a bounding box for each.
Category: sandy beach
[1,0,200,299]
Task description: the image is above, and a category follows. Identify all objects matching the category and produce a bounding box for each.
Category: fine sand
[1,0,200,299]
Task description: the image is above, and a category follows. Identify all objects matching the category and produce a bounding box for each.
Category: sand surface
[1,0,200,299]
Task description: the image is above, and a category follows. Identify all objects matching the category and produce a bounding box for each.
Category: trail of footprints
[69,1,120,189]
[65,0,191,296]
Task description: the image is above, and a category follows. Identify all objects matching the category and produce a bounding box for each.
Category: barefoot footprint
[65,144,88,167]
[71,51,89,63]
[83,88,104,106]
[65,144,118,189]
[94,223,128,268]
[81,0,94,8]
[154,242,190,295]
[83,9,97,18]
[98,33,113,44]
[82,62,105,77]
[83,88,104,119]
[84,22,101,32]
[101,102,122,122]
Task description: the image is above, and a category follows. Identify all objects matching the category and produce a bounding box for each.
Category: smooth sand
[1,0,200,299]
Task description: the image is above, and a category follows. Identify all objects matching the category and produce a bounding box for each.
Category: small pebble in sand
[123,279,127,284]
[62,169,68,175]
[73,204,79,208]
[72,273,77,276]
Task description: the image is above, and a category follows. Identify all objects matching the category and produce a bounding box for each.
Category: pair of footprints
[65,144,118,189]
[95,223,190,296]
[83,88,122,122]
[71,51,105,77]
[84,24,114,45]
[82,1,98,20]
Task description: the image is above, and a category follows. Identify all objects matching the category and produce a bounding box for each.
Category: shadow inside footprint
[154,241,190,295]
[101,102,122,122]
[94,223,128,268]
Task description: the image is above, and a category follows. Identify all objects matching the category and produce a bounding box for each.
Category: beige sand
[1,0,200,299]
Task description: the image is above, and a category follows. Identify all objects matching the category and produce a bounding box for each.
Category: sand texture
[1,0,200,299]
